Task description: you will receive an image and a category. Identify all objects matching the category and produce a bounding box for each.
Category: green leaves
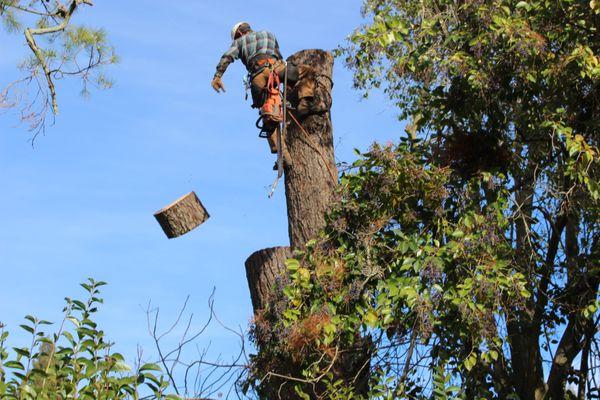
[249,0,599,396]
[139,362,162,372]
[0,3,21,33]
[463,353,477,372]
[0,280,175,399]
[432,363,462,400]
[250,140,528,396]
[515,1,532,11]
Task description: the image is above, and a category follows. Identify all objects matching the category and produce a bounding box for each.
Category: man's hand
[211,76,226,93]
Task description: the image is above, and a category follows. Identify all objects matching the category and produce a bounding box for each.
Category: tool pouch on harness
[252,66,282,155]
[260,69,283,124]
[248,57,284,135]
[294,64,318,116]
[258,71,282,155]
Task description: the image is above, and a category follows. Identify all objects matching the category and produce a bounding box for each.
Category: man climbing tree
[211,22,289,160]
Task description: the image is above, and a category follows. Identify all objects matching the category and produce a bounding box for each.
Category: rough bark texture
[154,192,209,239]
[244,49,337,313]
[284,50,338,249]
[245,246,292,312]
[245,50,369,399]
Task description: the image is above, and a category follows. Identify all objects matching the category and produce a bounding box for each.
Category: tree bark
[154,192,209,239]
[244,50,370,399]
[244,49,337,314]
[284,50,337,249]
[245,246,292,311]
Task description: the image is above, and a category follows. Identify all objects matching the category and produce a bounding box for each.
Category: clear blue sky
[0,0,401,386]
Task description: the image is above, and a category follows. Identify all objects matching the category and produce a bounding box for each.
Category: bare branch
[146,289,249,399]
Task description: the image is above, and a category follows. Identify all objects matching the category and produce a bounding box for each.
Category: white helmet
[231,22,249,40]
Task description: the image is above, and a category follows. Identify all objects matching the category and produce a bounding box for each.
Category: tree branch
[546,237,599,398]
[23,0,93,115]
[534,212,567,324]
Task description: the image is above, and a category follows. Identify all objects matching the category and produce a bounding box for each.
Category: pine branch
[23,0,94,115]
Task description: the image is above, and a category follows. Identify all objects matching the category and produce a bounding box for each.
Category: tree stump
[245,246,292,311]
[154,192,209,239]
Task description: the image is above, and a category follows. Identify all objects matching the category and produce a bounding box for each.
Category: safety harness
[247,58,335,196]
[268,64,287,197]
[262,68,283,122]
[251,58,284,136]
[246,56,287,196]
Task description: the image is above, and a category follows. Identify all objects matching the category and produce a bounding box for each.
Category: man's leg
[251,68,279,154]
[266,125,279,154]
[250,69,270,108]
[255,67,283,123]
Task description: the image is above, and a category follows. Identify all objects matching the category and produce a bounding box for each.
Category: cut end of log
[154,191,209,239]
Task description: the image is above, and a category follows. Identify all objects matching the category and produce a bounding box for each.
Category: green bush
[0,279,176,400]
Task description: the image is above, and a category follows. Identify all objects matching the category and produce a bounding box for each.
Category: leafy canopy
[247,0,599,398]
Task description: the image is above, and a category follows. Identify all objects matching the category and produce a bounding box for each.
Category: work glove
[211,76,225,93]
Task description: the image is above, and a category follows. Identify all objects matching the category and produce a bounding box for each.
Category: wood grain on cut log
[245,246,292,311]
[154,192,209,239]
[284,49,338,249]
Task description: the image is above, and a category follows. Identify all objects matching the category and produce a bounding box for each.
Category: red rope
[287,111,338,184]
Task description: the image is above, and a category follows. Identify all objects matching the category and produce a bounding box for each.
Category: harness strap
[249,55,279,76]
[268,62,288,198]
[266,68,280,93]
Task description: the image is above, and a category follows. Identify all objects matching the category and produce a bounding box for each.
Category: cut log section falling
[154,191,209,239]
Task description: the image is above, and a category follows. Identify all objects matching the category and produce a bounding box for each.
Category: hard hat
[231,22,249,40]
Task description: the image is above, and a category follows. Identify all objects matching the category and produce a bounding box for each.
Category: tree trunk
[284,50,337,249]
[244,50,370,399]
[244,49,337,314]
[546,234,599,399]
[245,246,292,312]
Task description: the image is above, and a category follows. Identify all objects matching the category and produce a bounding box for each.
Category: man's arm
[212,41,240,93]
[214,42,240,78]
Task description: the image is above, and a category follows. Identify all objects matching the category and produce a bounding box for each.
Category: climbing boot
[267,127,279,154]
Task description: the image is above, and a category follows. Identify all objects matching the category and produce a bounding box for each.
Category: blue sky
[0,0,402,391]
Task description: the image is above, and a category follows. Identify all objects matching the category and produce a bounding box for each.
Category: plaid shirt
[214,30,282,77]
